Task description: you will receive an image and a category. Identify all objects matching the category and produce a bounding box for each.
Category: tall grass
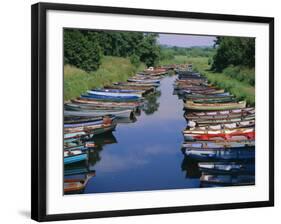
[64,56,145,101]
[160,56,255,106]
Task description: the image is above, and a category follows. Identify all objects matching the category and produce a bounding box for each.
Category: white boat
[127,78,160,84]
[87,90,142,98]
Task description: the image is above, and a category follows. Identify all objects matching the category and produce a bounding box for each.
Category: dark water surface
[82,76,201,194]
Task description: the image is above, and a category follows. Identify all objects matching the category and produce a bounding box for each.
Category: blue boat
[64,150,88,165]
[81,94,140,101]
[184,147,255,161]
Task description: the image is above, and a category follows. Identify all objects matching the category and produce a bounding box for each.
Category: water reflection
[181,156,201,179]
[142,90,161,115]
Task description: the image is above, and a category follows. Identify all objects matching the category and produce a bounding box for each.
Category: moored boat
[187,115,255,126]
[198,162,255,175]
[185,107,255,119]
[64,149,88,165]
[64,123,116,134]
[184,147,255,161]
[87,90,143,98]
[187,120,255,130]
[200,174,255,187]
[127,78,160,84]
[84,92,140,100]
[182,140,255,149]
[184,100,247,111]
[64,172,95,194]
[64,116,115,128]
[64,109,133,118]
[183,129,255,141]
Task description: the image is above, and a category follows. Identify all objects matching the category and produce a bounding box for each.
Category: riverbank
[160,56,255,106]
[64,56,145,101]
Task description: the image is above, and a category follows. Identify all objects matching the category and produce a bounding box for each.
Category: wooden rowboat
[127,78,160,83]
[184,147,255,161]
[187,115,255,126]
[113,82,160,87]
[64,172,95,194]
[64,115,116,124]
[73,98,142,107]
[182,140,255,149]
[93,88,144,93]
[64,123,116,134]
[183,130,255,141]
[64,149,88,165]
[104,85,155,93]
[184,100,246,111]
[187,120,255,130]
[191,98,237,104]
[65,103,138,111]
[64,109,133,118]
[200,174,255,186]
[198,162,255,175]
[87,90,143,98]
[182,89,225,95]
[183,127,254,135]
[64,116,114,128]
[85,92,141,100]
[185,107,255,118]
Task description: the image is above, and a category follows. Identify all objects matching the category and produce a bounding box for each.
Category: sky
[158,34,216,47]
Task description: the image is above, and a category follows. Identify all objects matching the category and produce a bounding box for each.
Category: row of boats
[174,66,255,187]
[63,67,170,194]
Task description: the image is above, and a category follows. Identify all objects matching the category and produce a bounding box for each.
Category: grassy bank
[160,56,255,106]
[64,56,145,101]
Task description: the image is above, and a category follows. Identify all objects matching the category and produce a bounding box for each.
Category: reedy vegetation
[64,56,145,101]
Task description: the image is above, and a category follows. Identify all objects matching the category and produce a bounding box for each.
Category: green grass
[160,56,255,106]
[159,55,207,66]
[64,56,145,101]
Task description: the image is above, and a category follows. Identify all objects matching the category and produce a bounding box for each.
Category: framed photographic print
[31,2,274,222]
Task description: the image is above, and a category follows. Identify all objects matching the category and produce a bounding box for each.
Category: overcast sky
[158,34,216,47]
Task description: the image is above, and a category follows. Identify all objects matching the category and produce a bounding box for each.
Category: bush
[130,54,141,67]
[223,65,255,86]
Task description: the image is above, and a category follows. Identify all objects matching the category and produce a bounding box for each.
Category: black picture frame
[31,2,274,222]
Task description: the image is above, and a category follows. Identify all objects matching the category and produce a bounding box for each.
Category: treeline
[211,37,255,71]
[64,29,160,72]
[160,45,215,61]
[210,37,255,86]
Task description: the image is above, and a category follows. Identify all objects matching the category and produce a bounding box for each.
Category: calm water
[82,76,201,193]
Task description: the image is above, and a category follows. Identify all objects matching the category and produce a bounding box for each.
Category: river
[82,75,201,194]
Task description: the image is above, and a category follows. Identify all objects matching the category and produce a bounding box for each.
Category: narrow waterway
[80,76,201,194]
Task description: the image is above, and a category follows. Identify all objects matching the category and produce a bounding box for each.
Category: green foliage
[212,37,255,71]
[64,56,145,101]
[64,30,102,72]
[137,33,160,67]
[223,65,255,86]
[64,29,160,71]
[160,46,215,58]
[129,54,141,67]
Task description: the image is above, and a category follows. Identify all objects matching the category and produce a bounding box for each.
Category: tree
[137,33,160,67]
[64,29,102,72]
[211,37,255,71]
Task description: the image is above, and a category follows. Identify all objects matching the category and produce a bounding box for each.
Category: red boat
[185,131,255,141]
